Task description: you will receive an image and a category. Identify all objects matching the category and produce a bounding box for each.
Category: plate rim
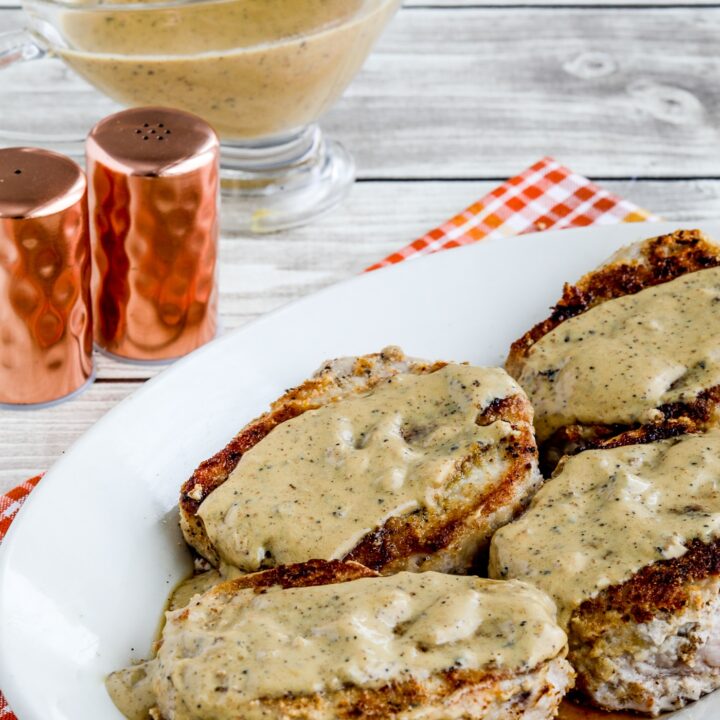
[3,218,720,719]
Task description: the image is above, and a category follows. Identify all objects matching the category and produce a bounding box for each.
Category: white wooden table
[1,0,720,492]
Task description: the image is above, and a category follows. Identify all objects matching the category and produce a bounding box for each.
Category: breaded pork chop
[506,229,720,467]
[180,346,542,575]
[570,542,720,715]
[490,428,720,716]
[107,559,574,720]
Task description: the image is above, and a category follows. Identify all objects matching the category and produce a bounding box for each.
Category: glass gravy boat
[0,0,402,231]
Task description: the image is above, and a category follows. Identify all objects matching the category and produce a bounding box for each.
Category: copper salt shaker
[0,147,93,406]
[86,107,219,362]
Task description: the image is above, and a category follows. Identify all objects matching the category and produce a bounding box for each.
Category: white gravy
[490,429,720,626]
[107,572,566,720]
[198,365,521,570]
[516,266,720,440]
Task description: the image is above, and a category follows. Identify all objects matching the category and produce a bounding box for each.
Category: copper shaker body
[0,147,93,406]
[87,107,219,362]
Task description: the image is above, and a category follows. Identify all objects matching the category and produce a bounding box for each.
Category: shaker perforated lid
[0,147,86,219]
[86,106,220,177]
[85,106,219,362]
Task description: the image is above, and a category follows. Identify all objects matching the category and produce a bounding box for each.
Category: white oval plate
[2,220,720,720]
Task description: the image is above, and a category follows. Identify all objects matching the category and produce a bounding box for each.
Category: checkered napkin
[366,156,655,271]
[0,156,654,720]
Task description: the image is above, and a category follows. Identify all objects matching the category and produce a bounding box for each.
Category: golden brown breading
[207,558,379,594]
[150,561,574,720]
[179,347,446,565]
[507,229,720,374]
[570,569,720,715]
[577,538,720,625]
[180,347,541,575]
[491,424,720,715]
[506,229,720,468]
[216,664,571,720]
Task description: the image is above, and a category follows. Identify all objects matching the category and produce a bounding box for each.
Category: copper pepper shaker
[86,107,219,362]
[0,147,93,406]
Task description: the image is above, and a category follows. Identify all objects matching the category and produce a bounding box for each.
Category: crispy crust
[210,558,378,595]
[156,664,571,720]
[569,574,720,715]
[540,388,720,472]
[180,348,541,574]
[539,416,700,475]
[345,394,538,573]
[179,347,445,565]
[569,544,720,715]
[160,560,573,720]
[505,229,720,467]
[235,661,572,720]
[507,229,720,374]
[554,424,720,626]
[576,538,720,626]
[562,428,720,713]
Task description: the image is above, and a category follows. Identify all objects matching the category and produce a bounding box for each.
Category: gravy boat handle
[0,30,85,155]
[0,29,44,69]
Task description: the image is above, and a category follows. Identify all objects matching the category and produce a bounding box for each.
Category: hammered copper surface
[87,106,219,177]
[0,148,93,405]
[87,107,219,361]
[0,147,86,218]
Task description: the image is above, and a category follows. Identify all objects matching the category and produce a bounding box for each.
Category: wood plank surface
[2,1,720,491]
[331,7,720,179]
[8,176,720,385]
[0,383,138,490]
[2,8,720,178]
[1,178,720,490]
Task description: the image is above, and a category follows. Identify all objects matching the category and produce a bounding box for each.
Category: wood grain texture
[0,383,138,492]
[88,178,720,382]
[2,8,720,177]
[330,7,720,178]
[1,178,720,491]
[2,2,720,490]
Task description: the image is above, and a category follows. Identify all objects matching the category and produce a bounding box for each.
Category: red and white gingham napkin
[0,156,655,720]
[366,156,655,271]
